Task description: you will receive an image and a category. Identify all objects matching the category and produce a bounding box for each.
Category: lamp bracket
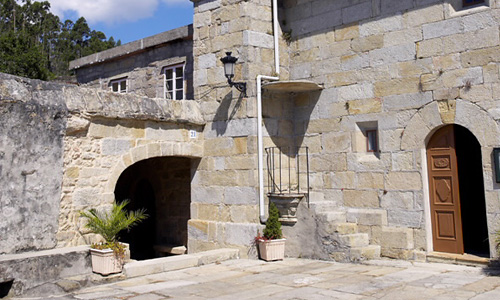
[227,77,247,97]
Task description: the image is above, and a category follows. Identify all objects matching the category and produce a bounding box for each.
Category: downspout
[258,0,280,224]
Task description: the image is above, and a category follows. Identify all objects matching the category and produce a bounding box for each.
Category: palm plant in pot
[80,200,147,275]
[256,202,286,261]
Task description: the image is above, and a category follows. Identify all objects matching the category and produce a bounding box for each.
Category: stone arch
[401,99,500,150]
[104,141,202,195]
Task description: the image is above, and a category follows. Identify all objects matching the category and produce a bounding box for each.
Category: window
[366,129,378,152]
[162,64,185,100]
[463,0,484,7]
[110,78,127,93]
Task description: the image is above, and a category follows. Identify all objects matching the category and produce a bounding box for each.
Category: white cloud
[42,0,161,25]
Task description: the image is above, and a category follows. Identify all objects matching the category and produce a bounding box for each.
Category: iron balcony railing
[265,146,310,206]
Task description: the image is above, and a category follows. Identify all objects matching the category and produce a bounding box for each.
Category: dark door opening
[455,125,490,257]
[114,157,192,260]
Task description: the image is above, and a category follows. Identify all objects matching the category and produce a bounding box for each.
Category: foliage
[0,0,120,80]
[91,241,126,260]
[263,202,283,240]
[80,200,148,244]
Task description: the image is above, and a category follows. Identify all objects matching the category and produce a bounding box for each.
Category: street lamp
[220,52,247,97]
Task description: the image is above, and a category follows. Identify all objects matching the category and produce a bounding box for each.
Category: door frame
[422,124,493,256]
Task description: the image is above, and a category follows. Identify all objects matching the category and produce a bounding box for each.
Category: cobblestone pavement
[12,258,500,300]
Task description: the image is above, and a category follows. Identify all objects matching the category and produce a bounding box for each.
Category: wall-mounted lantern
[494,148,500,183]
[220,52,247,97]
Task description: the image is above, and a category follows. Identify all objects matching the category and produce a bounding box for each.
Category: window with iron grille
[162,64,185,100]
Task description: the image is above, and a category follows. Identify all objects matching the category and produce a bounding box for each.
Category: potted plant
[256,202,286,261]
[80,200,147,275]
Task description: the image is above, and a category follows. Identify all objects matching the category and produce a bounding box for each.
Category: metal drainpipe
[258,0,280,224]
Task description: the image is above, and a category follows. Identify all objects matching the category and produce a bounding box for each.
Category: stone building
[2,0,500,267]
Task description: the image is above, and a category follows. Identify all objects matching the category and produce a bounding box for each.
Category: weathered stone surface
[0,74,67,254]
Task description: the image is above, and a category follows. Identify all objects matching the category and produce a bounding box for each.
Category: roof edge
[69,24,193,70]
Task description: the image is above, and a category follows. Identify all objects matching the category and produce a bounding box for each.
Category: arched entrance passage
[426,124,489,256]
[114,157,193,260]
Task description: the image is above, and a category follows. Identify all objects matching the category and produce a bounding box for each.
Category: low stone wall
[0,246,91,297]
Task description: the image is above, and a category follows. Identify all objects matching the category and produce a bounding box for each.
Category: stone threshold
[57,248,240,294]
[427,251,491,267]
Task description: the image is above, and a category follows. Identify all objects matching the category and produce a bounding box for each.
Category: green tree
[263,202,283,240]
[0,0,119,80]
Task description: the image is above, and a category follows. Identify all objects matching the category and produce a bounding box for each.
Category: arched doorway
[114,157,193,260]
[426,125,489,256]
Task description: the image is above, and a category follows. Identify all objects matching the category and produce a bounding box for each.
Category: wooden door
[427,125,464,254]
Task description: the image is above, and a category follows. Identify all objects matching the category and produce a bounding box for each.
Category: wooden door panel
[435,210,456,239]
[432,176,453,205]
[427,125,464,254]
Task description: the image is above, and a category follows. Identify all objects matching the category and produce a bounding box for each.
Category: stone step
[334,223,358,235]
[346,208,388,226]
[350,245,381,260]
[124,248,239,278]
[339,233,369,248]
[317,211,346,224]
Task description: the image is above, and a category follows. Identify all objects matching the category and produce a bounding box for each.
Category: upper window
[463,0,484,7]
[162,64,185,100]
[110,78,127,93]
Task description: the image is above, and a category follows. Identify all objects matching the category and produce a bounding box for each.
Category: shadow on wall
[212,90,246,136]
[278,0,487,40]
[262,89,321,157]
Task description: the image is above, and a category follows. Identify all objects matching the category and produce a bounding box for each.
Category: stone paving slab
[9,258,500,300]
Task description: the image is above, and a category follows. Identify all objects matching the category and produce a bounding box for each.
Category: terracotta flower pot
[257,238,286,261]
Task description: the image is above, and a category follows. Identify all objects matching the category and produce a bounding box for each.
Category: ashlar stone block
[351,34,384,52]
[357,172,384,189]
[347,98,382,115]
[372,226,414,249]
[335,24,360,41]
[338,83,374,101]
[380,191,414,210]
[344,190,380,208]
[385,172,422,190]
[346,208,388,225]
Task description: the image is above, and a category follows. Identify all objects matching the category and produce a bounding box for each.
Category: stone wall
[0,72,205,254]
[0,74,67,254]
[72,26,194,100]
[277,0,500,258]
[188,0,500,260]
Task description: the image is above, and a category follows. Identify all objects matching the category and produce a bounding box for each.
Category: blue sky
[42,0,193,44]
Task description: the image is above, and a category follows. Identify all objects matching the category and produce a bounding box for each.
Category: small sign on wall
[189,130,197,139]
